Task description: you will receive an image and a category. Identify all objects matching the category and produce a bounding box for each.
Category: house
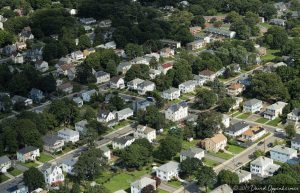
[131,177,156,193]
[178,80,196,94]
[210,184,233,193]
[256,47,267,56]
[29,88,44,103]
[11,95,33,106]
[149,69,161,79]
[158,63,173,75]
[137,80,156,95]
[57,63,75,76]
[99,19,112,28]
[41,162,64,185]
[35,60,49,72]
[71,50,85,60]
[80,17,96,25]
[0,155,11,173]
[241,126,266,142]
[264,62,287,72]
[11,53,24,64]
[100,146,111,160]
[16,42,27,50]
[159,47,175,58]
[97,109,116,123]
[264,101,287,120]
[145,53,160,61]
[57,82,73,94]
[189,26,202,35]
[117,62,132,74]
[95,71,110,84]
[5,181,28,193]
[127,78,144,90]
[193,75,206,86]
[42,135,64,154]
[115,49,126,58]
[270,145,298,164]
[160,39,181,49]
[250,156,280,177]
[204,27,236,38]
[186,40,205,50]
[232,97,243,110]
[58,128,80,143]
[162,87,180,100]
[75,120,88,135]
[81,89,97,102]
[156,161,179,181]
[287,108,300,127]
[18,27,34,42]
[225,121,250,137]
[269,18,286,26]
[201,133,227,152]
[199,69,216,81]
[73,97,83,107]
[61,158,77,175]
[133,99,155,112]
[3,44,17,55]
[17,146,40,163]
[243,99,263,113]
[66,8,77,15]
[180,147,205,162]
[26,47,43,62]
[236,170,251,183]
[134,125,156,142]
[131,57,148,65]
[291,134,300,150]
[116,108,134,121]
[110,76,125,89]
[83,48,95,57]
[227,83,244,96]
[112,136,135,149]
[165,101,188,122]
[222,114,231,128]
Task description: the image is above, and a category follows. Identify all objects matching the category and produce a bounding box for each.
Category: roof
[41,162,58,173]
[163,87,180,94]
[226,121,249,133]
[210,184,233,193]
[180,147,204,158]
[157,161,179,172]
[131,177,156,189]
[136,125,155,134]
[0,155,10,164]
[100,145,110,153]
[82,89,97,96]
[167,101,188,112]
[128,78,144,85]
[76,119,88,127]
[59,63,74,71]
[251,156,273,167]
[117,108,133,117]
[95,71,109,77]
[289,108,300,117]
[113,136,135,145]
[244,98,262,107]
[30,88,42,95]
[18,146,38,154]
[110,76,123,84]
[228,83,243,90]
[57,82,73,90]
[266,101,287,111]
[137,80,155,89]
[206,133,227,144]
[58,128,79,137]
[161,63,173,69]
[62,157,77,167]
[243,126,265,137]
[199,69,215,76]
[179,80,196,87]
[292,133,300,143]
[270,145,297,155]
[42,135,63,146]
[236,169,251,180]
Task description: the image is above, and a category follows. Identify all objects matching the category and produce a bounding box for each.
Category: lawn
[102,168,150,192]
[209,151,233,160]
[0,174,10,183]
[168,180,182,188]
[237,113,251,119]
[20,161,40,168]
[203,158,220,167]
[39,153,54,163]
[113,119,132,130]
[227,144,245,154]
[255,117,269,124]
[8,168,22,176]
[232,111,241,117]
[182,140,200,150]
[267,118,282,126]
[158,189,169,193]
[259,23,272,29]
[261,49,280,62]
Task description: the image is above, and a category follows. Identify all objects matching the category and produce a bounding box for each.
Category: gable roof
[95,71,109,77]
[243,126,265,137]
[167,101,188,112]
[157,161,179,172]
[180,147,204,158]
[58,128,79,137]
[18,146,38,154]
[0,155,10,164]
[131,177,156,189]
[199,69,215,76]
[228,83,243,90]
[117,108,133,117]
[206,133,227,144]
[136,125,155,134]
[110,76,124,84]
[251,156,272,167]
[113,136,135,145]
[292,133,300,143]
[270,145,297,155]
[163,87,180,94]
[244,98,262,106]
[226,121,249,133]
[43,135,63,146]
[137,80,155,89]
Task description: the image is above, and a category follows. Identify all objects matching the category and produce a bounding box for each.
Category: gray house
[0,155,11,173]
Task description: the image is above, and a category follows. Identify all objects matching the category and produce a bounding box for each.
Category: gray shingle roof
[180,147,204,158]
[43,134,63,146]
[167,101,188,112]
[157,161,179,172]
[0,155,10,165]
[17,146,38,154]
[225,121,249,133]
[113,136,134,145]
[244,98,262,106]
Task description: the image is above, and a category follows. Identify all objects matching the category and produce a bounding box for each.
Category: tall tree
[24,167,45,192]
[196,166,217,192]
[195,111,224,139]
[217,170,239,186]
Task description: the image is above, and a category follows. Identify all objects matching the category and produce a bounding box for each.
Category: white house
[81,89,98,102]
[243,99,263,113]
[270,145,298,164]
[162,87,180,100]
[100,146,111,160]
[198,69,216,81]
[131,57,148,65]
[178,80,196,93]
[236,170,252,183]
[241,126,266,142]
[131,177,156,193]
[180,147,205,162]
[227,83,245,96]
[117,62,132,74]
[17,146,40,163]
[41,162,65,185]
[71,50,85,60]
[137,80,156,95]
[0,155,11,173]
[112,136,135,149]
[94,71,110,84]
[156,161,179,181]
[134,125,156,142]
[159,47,175,58]
[250,156,280,177]
[165,101,188,122]
[224,121,250,137]
[193,75,206,86]
[264,101,287,120]
[58,128,80,143]
[158,63,173,75]
[186,40,205,50]
[127,78,144,90]
[97,109,116,123]
[73,97,83,107]
[75,120,88,135]
[222,114,231,128]
[11,53,24,64]
[287,108,300,127]
[291,134,300,150]
[110,76,125,89]
[116,108,134,121]
[35,60,49,72]
[61,158,77,175]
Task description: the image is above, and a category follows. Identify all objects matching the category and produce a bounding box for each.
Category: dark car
[258,141,264,146]
[267,143,273,147]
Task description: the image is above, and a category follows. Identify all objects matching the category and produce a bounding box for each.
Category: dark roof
[17,146,38,154]
[226,121,249,133]
[113,136,134,145]
[0,155,10,164]
[110,76,123,84]
[168,101,188,112]
[292,134,300,143]
[43,135,63,146]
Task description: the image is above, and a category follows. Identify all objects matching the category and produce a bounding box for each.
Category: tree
[84,184,110,193]
[196,166,216,192]
[230,21,251,40]
[106,60,117,76]
[137,106,165,130]
[125,43,144,59]
[78,35,91,49]
[155,136,182,161]
[24,167,45,191]
[75,65,96,84]
[0,30,15,47]
[73,148,107,180]
[218,97,235,113]
[109,94,125,111]
[264,26,288,49]
[253,150,264,158]
[266,174,297,185]
[141,185,156,193]
[125,64,150,82]
[275,66,299,83]
[195,89,217,110]
[195,111,224,139]
[179,158,203,178]
[217,170,239,186]
[285,125,296,139]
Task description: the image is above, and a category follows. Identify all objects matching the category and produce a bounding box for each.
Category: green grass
[182,140,200,150]
[113,119,132,130]
[101,168,150,192]
[168,180,182,188]
[20,161,40,168]
[255,117,269,124]
[38,153,54,163]
[232,111,241,117]
[227,144,245,154]
[237,113,251,119]
[8,168,22,176]
[267,118,282,126]
[259,23,272,29]
[0,174,10,183]
[209,151,233,160]
[203,158,220,167]
[158,189,169,193]
[261,49,280,62]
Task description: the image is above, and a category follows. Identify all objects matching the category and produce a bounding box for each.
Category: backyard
[168,180,182,188]
[8,168,22,177]
[261,49,280,62]
[203,158,220,167]
[226,144,245,154]
[39,153,54,163]
[208,151,233,160]
[182,140,200,150]
[0,174,10,183]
